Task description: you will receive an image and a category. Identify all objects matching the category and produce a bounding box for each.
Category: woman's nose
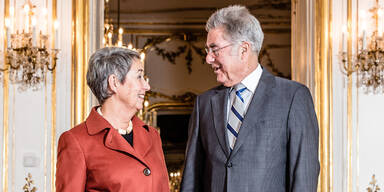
[143,79,150,91]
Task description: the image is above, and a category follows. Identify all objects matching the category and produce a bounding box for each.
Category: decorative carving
[143,34,205,74]
[367,174,381,192]
[146,91,196,103]
[248,1,290,10]
[23,173,37,192]
[110,0,290,15]
[259,44,291,79]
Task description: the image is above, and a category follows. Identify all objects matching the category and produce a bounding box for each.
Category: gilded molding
[51,0,57,191]
[146,91,196,104]
[72,0,90,127]
[315,0,333,191]
[347,0,353,191]
[109,1,290,15]
[146,102,194,113]
[144,102,193,128]
[2,1,10,191]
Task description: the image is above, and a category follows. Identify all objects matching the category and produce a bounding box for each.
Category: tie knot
[234,83,247,94]
[232,83,248,103]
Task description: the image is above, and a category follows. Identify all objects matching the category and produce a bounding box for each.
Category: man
[180,5,320,192]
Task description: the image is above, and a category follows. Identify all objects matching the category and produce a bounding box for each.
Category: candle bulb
[362,30,366,50]
[40,31,44,48]
[54,20,59,49]
[118,28,123,40]
[43,8,48,34]
[140,52,145,61]
[118,28,123,47]
[117,41,123,47]
[24,4,30,33]
[5,18,11,48]
[378,9,384,37]
[342,26,347,52]
[108,32,112,47]
[9,7,14,33]
[342,32,345,52]
[32,17,37,47]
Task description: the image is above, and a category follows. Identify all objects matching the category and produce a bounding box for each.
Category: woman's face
[115,59,150,112]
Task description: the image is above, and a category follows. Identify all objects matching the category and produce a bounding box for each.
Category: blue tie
[227,83,249,150]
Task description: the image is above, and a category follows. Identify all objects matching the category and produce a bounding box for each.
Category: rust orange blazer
[56,107,170,192]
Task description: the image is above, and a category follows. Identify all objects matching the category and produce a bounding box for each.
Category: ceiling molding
[109,1,290,14]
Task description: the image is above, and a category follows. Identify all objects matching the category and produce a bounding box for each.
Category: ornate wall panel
[293,0,384,192]
[0,0,73,191]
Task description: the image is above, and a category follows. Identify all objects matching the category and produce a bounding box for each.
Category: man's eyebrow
[137,69,144,73]
[206,43,218,48]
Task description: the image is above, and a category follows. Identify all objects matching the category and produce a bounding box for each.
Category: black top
[121,131,133,147]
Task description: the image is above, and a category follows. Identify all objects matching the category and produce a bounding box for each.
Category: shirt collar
[239,64,263,94]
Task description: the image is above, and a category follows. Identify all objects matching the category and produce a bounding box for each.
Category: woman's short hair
[206,5,264,54]
[86,47,140,104]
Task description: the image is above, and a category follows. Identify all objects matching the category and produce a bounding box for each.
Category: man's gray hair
[206,5,264,54]
[86,47,140,105]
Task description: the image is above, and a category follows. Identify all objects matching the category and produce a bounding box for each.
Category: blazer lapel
[104,128,139,158]
[131,116,152,159]
[87,111,152,167]
[230,69,276,157]
[211,86,231,157]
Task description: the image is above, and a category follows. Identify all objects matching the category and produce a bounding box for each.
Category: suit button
[226,162,232,168]
[143,168,151,176]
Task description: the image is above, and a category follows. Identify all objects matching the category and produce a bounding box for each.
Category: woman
[56,47,169,191]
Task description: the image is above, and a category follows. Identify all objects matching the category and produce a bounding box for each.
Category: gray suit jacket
[180,68,320,192]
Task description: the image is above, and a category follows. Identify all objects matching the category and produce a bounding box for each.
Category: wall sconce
[1,0,59,91]
[341,0,384,93]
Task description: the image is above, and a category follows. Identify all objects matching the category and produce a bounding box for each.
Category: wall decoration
[143,33,206,74]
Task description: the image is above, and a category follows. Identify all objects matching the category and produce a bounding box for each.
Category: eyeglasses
[205,44,233,57]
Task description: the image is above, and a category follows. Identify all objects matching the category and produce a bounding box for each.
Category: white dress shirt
[226,64,263,122]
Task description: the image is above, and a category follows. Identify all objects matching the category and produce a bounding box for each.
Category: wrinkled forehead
[206,27,231,47]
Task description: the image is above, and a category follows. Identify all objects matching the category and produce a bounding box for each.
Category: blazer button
[143,168,151,176]
[226,162,232,168]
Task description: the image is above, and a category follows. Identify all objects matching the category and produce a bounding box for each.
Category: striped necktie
[227,83,250,150]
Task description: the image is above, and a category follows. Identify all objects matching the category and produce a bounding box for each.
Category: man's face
[205,27,248,87]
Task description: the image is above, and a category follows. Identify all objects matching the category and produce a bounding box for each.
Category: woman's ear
[108,74,119,93]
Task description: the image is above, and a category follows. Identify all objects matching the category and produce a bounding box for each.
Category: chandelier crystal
[341,0,384,93]
[1,0,59,91]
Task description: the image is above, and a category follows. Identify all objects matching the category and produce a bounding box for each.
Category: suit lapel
[230,69,276,157]
[211,86,231,157]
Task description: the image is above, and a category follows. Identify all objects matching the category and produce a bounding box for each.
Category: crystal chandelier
[1,0,59,91]
[103,0,127,47]
[103,0,138,52]
[341,0,384,93]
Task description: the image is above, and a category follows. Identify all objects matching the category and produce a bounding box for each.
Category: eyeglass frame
[205,43,234,57]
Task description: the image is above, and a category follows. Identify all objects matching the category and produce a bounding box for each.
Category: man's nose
[206,53,215,64]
